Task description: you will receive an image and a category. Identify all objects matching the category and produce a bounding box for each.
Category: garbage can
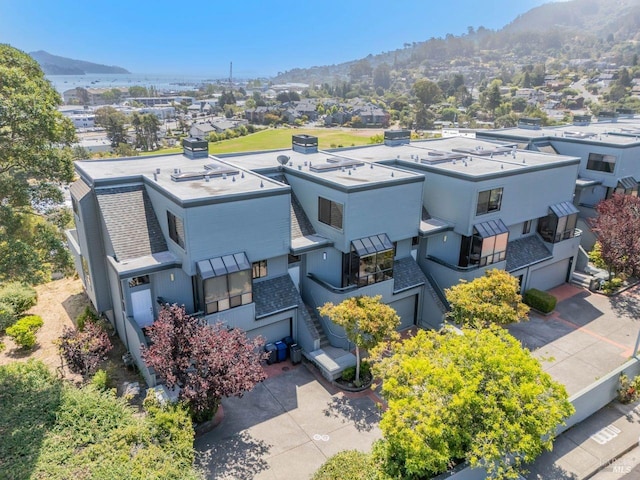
[290,343,302,365]
[282,336,294,348]
[274,341,287,363]
[264,343,277,365]
[589,278,600,291]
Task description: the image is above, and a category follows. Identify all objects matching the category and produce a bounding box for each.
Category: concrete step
[305,304,331,348]
[307,346,356,381]
[571,271,592,288]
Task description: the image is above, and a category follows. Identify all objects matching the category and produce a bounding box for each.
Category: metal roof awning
[197,252,250,279]
[550,201,579,217]
[473,219,509,238]
[576,177,602,188]
[351,233,394,256]
[474,219,508,238]
[618,176,638,190]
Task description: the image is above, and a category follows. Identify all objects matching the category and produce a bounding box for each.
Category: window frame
[202,270,252,315]
[167,211,185,248]
[476,188,503,216]
[252,260,268,279]
[342,246,394,288]
[522,219,532,235]
[586,152,616,173]
[318,197,344,230]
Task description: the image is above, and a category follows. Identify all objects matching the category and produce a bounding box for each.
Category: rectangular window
[476,188,503,215]
[586,153,616,173]
[167,211,185,248]
[128,275,150,288]
[522,220,532,235]
[71,197,79,216]
[252,260,267,279]
[342,247,394,287]
[81,256,91,291]
[318,197,343,230]
[462,230,509,268]
[537,212,578,243]
[202,270,252,315]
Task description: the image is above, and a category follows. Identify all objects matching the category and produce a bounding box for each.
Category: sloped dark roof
[291,193,316,239]
[96,185,167,261]
[69,178,91,201]
[267,175,316,240]
[505,235,552,272]
[393,257,427,293]
[253,274,300,318]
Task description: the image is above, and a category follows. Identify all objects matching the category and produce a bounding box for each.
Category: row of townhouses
[67,118,640,384]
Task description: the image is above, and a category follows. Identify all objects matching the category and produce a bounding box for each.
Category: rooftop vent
[452,146,513,157]
[419,150,466,164]
[292,134,318,154]
[384,129,411,146]
[518,117,542,130]
[572,114,591,126]
[182,137,209,159]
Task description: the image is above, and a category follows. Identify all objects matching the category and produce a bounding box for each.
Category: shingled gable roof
[69,178,92,201]
[96,185,168,262]
[271,174,316,239]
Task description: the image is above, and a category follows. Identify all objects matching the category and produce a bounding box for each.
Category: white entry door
[131,289,154,328]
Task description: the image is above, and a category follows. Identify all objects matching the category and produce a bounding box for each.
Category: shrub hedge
[523,288,557,314]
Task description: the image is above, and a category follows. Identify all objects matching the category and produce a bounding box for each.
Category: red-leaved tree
[142,304,267,422]
[590,193,640,279]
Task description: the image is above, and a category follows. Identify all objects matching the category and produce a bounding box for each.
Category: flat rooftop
[335,136,580,179]
[216,148,422,189]
[480,119,640,146]
[76,154,286,203]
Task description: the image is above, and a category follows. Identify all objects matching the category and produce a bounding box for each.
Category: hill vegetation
[29,50,130,75]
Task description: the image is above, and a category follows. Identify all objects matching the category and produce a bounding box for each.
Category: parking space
[508,284,640,395]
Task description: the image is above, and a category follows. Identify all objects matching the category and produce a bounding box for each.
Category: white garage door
[390,296,416,331]
[529,259,570,291]
[249,318,292,345]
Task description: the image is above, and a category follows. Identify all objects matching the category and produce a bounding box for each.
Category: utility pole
[229,62,233,88]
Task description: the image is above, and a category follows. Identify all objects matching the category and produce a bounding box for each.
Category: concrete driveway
[195,362,382,480]
[507,284,640,395]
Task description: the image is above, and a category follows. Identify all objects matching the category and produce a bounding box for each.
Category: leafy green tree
[413,79,443,108]
[95,106,128,147]
[0,45,76,284]
[372,327,574,479]
[128,85,149,97]
[445,269,529,328]
[319,295,399,385]
[482,80,503,115]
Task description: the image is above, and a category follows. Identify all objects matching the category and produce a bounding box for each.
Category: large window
[537,203,578,243]
[459,220,509,268]
[586,153,616,173]
[342,234,394,287]
[476,188,503,216]
[167,211,185,248]
[197,254,252,314]
[318,197,343,230]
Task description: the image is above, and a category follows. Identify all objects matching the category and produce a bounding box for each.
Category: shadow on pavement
[322,394,381,432]
[609,288,640,320]
[196,431,270,480]
[525,463,579,480]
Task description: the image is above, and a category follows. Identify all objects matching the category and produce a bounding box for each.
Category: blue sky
[1,0,559,77]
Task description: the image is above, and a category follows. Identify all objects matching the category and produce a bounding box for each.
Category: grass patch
[141,127,379,157]
[0,360,200,480]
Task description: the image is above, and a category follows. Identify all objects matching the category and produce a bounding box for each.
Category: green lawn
[142,127,381,156]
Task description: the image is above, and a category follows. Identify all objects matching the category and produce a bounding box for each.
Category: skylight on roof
[309,158,365,172]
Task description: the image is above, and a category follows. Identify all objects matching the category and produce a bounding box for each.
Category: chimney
[384,129,411,146]
[182,137,209,159]
[292,134,318,154]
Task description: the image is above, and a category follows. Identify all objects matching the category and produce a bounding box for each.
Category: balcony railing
[307,272,358,294]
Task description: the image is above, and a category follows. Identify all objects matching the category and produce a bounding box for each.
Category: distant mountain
[29,50,130,75]
[273,0,640,85]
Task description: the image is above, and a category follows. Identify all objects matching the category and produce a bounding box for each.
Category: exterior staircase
[571,270,593,289]
[303,304,356,381]
[306,305,331,349]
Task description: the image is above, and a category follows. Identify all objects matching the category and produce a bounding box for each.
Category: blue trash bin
[274,341,287,362]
